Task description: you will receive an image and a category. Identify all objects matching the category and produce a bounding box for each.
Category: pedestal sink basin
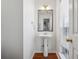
[38,33,52,38]
[38,33,52,57]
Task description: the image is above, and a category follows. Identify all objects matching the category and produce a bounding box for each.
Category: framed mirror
[38,10,53,32]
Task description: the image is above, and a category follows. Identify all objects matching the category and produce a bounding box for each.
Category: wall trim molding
[32,51,35,59]
[56,51,60,59]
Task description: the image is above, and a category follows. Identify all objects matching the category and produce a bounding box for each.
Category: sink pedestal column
[44,39,48,57]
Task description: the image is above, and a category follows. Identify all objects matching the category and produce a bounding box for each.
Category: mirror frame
[38,10,53,32]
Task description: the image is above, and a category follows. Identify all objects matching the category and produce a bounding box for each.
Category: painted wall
[73,0,78,59]
[23,0,35,59]
[56,0,61,52]
[1,0,23,59]
[34,0,56,52]
[73,0,78,33]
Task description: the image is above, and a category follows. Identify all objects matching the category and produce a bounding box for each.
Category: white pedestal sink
[38,33,52,57]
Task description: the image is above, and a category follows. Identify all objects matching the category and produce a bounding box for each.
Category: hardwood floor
[33,53,58,59]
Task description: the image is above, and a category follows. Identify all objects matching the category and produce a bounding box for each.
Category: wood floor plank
[33,53,58,59]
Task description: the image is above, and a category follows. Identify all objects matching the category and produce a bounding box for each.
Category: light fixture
[41,5,49,10]
[43,5,48,10]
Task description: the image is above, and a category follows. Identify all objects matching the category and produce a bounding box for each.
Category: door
[59,0,77,59]
[1,0,23,59]
[66,0,78,59]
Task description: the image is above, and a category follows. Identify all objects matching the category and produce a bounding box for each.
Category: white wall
[73,0,78,33]
[56,0,61,52]
[1,0,23,59]
[34,0,56,52]
[23,0,35,59]
[73,0,78,59]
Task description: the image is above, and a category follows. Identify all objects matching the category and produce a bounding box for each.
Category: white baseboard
[34,51,57,53]
[56,51,60,59]
[32,51,35,59]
